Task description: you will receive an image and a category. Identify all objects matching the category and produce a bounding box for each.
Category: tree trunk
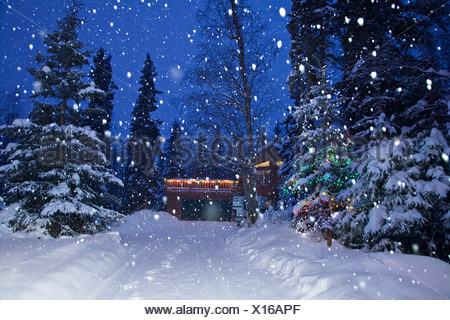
[241,162,258,227]
[59,56,71,126]
[230,0,259,227]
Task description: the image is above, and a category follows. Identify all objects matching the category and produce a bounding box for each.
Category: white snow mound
[0,210,449,299]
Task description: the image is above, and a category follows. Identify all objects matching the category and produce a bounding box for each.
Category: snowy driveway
[0,211,286,299]
[1,210,449,299]
[93,212,285,299]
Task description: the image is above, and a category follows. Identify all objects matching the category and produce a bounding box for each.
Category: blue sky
[0,0,293,138]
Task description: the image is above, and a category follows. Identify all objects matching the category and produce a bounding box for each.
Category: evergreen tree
[283,0,341,211]
[0,88,21,196]
[336,0,448,73]
[82,48,117,134]
[339,45,429,141]
[287,0,337,96]
[279,111,300,205]
[284,70,353,232]
[162,120,186,179]
[130,53,162,139]
[123,53,162,213]
[409,0,450,70]
[334,70,450,259]
[0,0,123,238]
[28,0,102,126]
[273,122,282,141]
[0,88,22,125]
[0,121,123,237]
[280,0,450,259]
[335,0,448,137]
[334,125,450,259]
[332,0,450,259]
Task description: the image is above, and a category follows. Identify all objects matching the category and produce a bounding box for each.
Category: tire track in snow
[113,238,192,299]
[109,220,287,299]
[106,221,239,299]
[86,244,152,299]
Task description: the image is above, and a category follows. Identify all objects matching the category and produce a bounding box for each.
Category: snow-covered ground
[0,210,449,300]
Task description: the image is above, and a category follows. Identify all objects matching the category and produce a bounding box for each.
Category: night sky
[0,0,292,138]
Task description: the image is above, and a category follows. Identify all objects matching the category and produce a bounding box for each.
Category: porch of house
[163,178,242,221]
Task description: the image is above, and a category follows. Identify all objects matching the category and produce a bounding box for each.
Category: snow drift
[0,210,449,299]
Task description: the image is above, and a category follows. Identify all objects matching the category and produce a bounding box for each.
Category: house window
[257,169,271,185]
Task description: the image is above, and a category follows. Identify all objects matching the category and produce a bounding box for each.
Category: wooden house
[164,142,282,221]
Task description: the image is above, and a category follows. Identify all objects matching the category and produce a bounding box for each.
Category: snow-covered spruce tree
[123,53,162,213]
[402,123,449,260]
[352,134,450,259]
[285,2,352,232]
[28,0,102,126]
[338,47,429,141]
[0,1,123,237]
[81,48,117,134]
[284,71,353,233]
[282,0,342,207]
[334,113,450,259]
[334,114,406,250]
[332,1,450,260]
[0,121,123,237]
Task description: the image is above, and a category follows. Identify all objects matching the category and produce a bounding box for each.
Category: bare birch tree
[185,0,277,226]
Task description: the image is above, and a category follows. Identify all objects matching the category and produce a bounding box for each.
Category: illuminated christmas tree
[283,69,355,232]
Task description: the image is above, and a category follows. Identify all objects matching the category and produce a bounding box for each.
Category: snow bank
[0,231,125,299]
[225,222,450,299]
